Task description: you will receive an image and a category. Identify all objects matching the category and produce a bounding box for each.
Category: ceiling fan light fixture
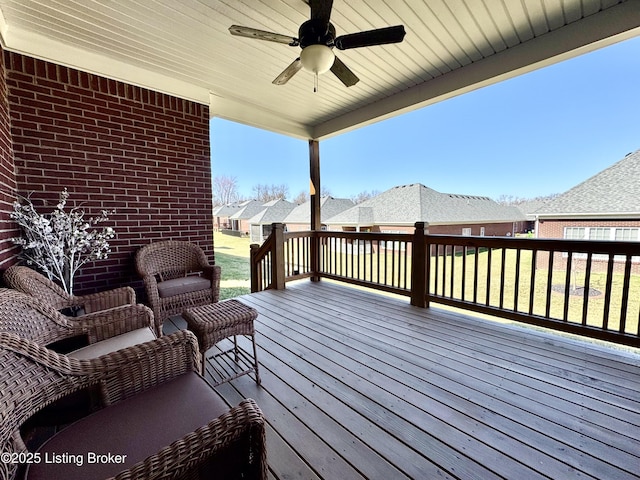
[300,44,335,74]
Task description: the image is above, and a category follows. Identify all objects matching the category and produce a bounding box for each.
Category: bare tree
[495,193,560,206]
[212,175,240,206]
[252,183,289,202]
[351,189,380,204]
[293,190,308,204]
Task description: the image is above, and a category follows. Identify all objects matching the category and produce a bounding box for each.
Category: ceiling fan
[229,0,406,89]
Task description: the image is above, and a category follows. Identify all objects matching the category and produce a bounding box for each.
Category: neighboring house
[324,183,526,236]
[514,199,552,234]
[227,200,266,235]
[212,201,245,231]
[534,149,640,271]
[248,199,296,243]
[284,196,355,232]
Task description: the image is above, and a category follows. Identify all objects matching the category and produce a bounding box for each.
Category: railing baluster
[485,248,492,306]
[473,246,479,304]
[528,249,537,315]
[581,252,593,326]
[545,250,554,318]
[620,255,633,334]
[461,245,467,301]
[391,241,396,288]
[513,249,521,312]
[404,241,409,290]
[450,245,455,299]
[499,248,506,309]
[562,252,573,322]
[602,253,614,330]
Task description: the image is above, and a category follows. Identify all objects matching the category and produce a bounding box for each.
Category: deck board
[166,281,640,479]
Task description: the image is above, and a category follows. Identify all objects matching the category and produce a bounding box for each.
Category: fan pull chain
[314,73,319,93]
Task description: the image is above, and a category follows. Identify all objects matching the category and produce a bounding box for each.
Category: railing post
[272,223,286,290]
[249,243,260,292]
[310,231,320,282]
[411,221,428,307]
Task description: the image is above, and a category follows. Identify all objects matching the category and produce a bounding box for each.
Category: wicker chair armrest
[66,304,155,343]
[141,274,160,302]
[86,330,201,405]
[202,264,221,279]
[0,330,200,410]
[111,398,267,480]
[203,265,222,303]
[71,286,136,314]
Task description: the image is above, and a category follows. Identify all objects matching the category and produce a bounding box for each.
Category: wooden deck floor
[167,281,640,480]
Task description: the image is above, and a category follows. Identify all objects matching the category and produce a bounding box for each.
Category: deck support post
[411,222,429,307]
[272,223,286,290]
[309,140,321,282]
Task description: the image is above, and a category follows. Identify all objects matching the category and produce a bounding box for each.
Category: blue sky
[210,35,640,202]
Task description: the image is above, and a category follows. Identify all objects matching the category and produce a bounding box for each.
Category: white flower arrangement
[10,188,116,295]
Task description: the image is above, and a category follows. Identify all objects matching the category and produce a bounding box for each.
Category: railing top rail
[316,231,413,241]
[250,236,274,259]
[425,234,640,255]
[284,231,313,240]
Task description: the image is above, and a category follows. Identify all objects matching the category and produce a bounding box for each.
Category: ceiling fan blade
[272,58,303,85]
[229,25,299,46]
[309,0,333,25]
[330,56,359,87]
[334,25,406,50]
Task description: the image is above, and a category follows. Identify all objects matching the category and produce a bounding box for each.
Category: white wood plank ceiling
[0,0,638,140]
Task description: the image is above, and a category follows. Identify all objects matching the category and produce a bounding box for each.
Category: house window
[588,227,610,240]
[480,227,485,236]
[615,228,639,241]
[461,228,472,236]
[564,227,586,240]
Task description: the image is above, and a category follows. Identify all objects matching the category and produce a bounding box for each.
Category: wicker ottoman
[183,299,261,386]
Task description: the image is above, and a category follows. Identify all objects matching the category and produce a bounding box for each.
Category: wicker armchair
[0,288,157,358]
[135,241,221,329]
[3,266,163,337]
[0,330,267,480]
[3,265,136,313]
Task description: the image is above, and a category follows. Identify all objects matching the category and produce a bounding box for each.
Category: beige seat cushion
[68,327,156,360]
[156,275,211,298]
[26,372,233,480]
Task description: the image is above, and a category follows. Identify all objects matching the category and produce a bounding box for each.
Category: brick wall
[1,51,213,295]
[537,218,640,274]
[538,219,640,239]
[0,47,18,273]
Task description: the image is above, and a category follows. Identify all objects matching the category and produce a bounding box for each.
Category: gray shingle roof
[212,200,246,217]
[324,183,525,226]
[229,200,265,220]
[248,199,296,224]
[536,149,640,216]
[283,196,355,224]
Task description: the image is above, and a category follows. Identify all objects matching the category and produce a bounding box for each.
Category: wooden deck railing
[250,223,640,347]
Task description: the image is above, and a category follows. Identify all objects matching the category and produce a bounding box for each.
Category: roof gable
[284,196,355,224]
[229,200,265,220]
[537,150,640,216]
[248,199,296,224]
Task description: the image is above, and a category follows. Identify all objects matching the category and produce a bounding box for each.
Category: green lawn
[213,232,251,300]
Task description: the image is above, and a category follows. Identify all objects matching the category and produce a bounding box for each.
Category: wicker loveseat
[135,241,221,331]
[0,330,267,480]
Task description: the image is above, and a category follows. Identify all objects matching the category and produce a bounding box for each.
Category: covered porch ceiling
[0,0,639,141]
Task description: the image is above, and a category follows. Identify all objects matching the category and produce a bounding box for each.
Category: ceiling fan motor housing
[299,19,336,48]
